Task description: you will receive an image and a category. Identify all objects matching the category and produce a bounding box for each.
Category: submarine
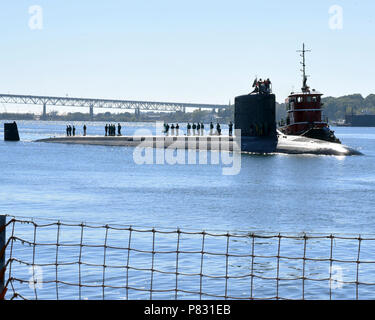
[235,44,361,156]
[36,45,362,156]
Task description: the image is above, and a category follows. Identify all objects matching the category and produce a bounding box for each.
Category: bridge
[0,93,229,119]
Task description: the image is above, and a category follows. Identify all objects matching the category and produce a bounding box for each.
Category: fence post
[0,215,6,300]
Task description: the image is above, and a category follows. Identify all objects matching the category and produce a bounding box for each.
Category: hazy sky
[0,0,374,113]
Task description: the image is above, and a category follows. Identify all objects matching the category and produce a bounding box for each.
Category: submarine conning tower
[234,79,277,152]
[234,93,276,137]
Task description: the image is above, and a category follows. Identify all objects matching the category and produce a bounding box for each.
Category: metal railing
[1,215,375,300]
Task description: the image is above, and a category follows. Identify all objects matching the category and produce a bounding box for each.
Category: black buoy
[4,121,20,141]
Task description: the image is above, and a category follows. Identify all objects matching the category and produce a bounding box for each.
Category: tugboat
[278,44,340,143]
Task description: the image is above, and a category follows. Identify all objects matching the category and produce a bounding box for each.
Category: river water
[0,120,374,300]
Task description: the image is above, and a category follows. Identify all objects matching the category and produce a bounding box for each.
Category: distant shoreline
[1,92,374,123]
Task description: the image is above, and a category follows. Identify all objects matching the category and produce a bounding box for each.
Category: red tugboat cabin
[284,90,325,135]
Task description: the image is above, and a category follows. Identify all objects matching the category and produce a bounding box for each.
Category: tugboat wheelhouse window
[287,101,294,111]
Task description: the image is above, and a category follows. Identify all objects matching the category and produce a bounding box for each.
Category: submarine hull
[35,134,361,156]
[240,136,277,153]
[275,132,361,156]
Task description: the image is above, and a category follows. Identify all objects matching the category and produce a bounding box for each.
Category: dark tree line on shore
[0,108,234,123]
[0,112,35,120]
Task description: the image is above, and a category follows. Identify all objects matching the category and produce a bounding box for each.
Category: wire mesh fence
[1,215,375,300]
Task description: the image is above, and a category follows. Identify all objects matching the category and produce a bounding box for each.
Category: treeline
[322,94,375,121]
[0,112,34,120]
[0,109,233,123]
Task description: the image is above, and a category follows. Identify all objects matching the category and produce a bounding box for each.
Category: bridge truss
[0,93,229,118]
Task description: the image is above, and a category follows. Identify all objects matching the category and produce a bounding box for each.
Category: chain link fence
[1,215,375,300]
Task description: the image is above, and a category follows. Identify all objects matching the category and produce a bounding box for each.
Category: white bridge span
[0,93,229,119]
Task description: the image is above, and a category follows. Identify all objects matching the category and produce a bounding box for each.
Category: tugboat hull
[301,127,340,143]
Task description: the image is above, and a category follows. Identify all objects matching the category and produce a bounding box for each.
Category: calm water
[1,120,375,299]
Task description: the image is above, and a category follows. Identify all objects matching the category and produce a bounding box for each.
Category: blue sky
[0,0,374,113]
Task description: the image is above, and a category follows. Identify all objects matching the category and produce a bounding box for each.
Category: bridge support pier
[135,107,140,119]
[89,105,94,120]
[42,103,47,120]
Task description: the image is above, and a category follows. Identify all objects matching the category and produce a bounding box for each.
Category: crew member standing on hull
[165,123,170,136]
[209,122,214,135]
[200,123,204,136]
[216,123,221,136]
[192,123,197,136]
[83,124,87,136]
[176,124,179,136]
[105,124,108,136]
[171,123,175,136]
[228,121,233,136]
[117,123,122,136]
[187,123,191,136]
[197,123,200,136]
